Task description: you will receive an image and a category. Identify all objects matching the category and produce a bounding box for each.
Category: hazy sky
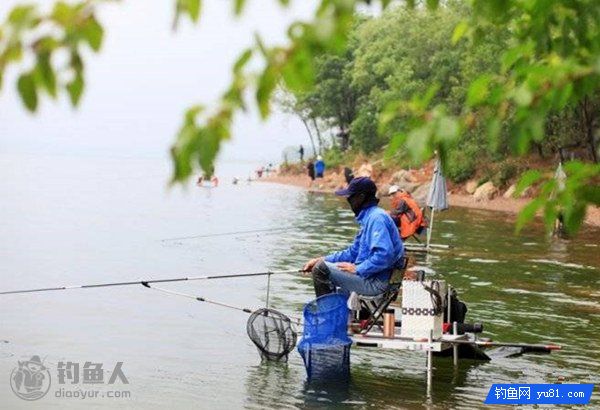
[0,0,318,166]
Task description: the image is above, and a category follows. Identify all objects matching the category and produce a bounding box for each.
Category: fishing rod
[0,269,304,296]
[447,339,562,353]
[142,282,303,326]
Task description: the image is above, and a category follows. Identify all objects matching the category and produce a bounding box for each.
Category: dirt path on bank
[260,173,600,228]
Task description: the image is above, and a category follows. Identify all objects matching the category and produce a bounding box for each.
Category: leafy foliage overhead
[1,0,599,234]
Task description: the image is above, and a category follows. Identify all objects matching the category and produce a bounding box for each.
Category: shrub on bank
[446,149,476,183]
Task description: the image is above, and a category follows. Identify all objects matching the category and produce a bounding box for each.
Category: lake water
[1,154,599,409]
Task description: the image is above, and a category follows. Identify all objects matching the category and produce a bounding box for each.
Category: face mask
[347,193,366,216]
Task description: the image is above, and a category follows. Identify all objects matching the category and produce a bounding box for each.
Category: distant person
[356,159,373,178]
[299,145,304,162]
[344,167,354,185]
[314,155,325,178]
[256,167,264,178]
[387,185,425,240]
[307,160,315,186]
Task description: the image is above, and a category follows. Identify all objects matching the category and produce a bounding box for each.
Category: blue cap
[335,176,377,197]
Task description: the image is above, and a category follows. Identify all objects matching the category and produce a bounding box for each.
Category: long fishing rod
[0,269,304,296]
[142,282,303,326]
[447,339,562,352]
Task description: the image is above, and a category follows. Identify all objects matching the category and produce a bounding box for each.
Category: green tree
[1,0,599,234]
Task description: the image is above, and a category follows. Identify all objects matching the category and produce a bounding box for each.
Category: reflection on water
[0,154,599,408]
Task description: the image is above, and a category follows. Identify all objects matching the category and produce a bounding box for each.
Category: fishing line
[160,226,303,242]
[142,281,302,362]
[140,282,303,326]
[141,282,253,314]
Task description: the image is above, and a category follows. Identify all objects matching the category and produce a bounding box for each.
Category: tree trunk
[301,117,318,158]
[312,117,324,155]
[581,97,599,163]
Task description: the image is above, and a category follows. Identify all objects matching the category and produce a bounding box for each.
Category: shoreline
[260,173,600,228]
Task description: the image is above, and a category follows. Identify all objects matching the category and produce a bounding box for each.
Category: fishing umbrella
[552,162,567,237]
[554,162,566,192]
[426,158,449,249]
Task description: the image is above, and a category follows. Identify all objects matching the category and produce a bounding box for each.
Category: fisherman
[387,185,425,240]
[314,156,325,178]
[303,177,405,297]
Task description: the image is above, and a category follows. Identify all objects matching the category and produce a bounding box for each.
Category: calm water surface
[1,154,599,409]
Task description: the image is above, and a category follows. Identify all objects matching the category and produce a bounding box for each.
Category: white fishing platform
[350,331,469,352]
[350,329,470,396]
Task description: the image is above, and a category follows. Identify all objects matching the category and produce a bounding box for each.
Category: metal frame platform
[349,326,468,396]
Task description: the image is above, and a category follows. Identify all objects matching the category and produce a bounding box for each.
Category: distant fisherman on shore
[315,156,325,178]
[306,159,315,187]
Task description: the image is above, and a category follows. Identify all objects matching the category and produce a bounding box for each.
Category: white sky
[0,0,317,166]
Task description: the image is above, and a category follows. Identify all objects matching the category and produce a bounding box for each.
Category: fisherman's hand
[337,262,357,274]
[302,257,323,274]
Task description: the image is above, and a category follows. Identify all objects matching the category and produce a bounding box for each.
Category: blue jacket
[314,160,325,174]
[325,205,404,280]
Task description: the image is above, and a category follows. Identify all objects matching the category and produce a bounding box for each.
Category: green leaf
[406,126,432,163]
[184,104,203,124]
[515,198,543,233]
[234,0,246,15]
[466,75,491,107]
[81,17,104,52]
[8,5,37,27]
[579,185,600,205]
[436,116,459,142]
[256,65,277,119]
[66,72,84,106]
[515,170,542,196]
[528,113,545,142]
[563,201,586,235]
[385,133,407,158]
[51,2,75,26]
[381,0,393,9]
[233,49,253,74]
[176,0,201,23]
[452,20,469,45]
[513,85,533,106]
[282,46,314,93]
[35,54,57,98]
[17,72,38,112]
[425,0,439,10]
